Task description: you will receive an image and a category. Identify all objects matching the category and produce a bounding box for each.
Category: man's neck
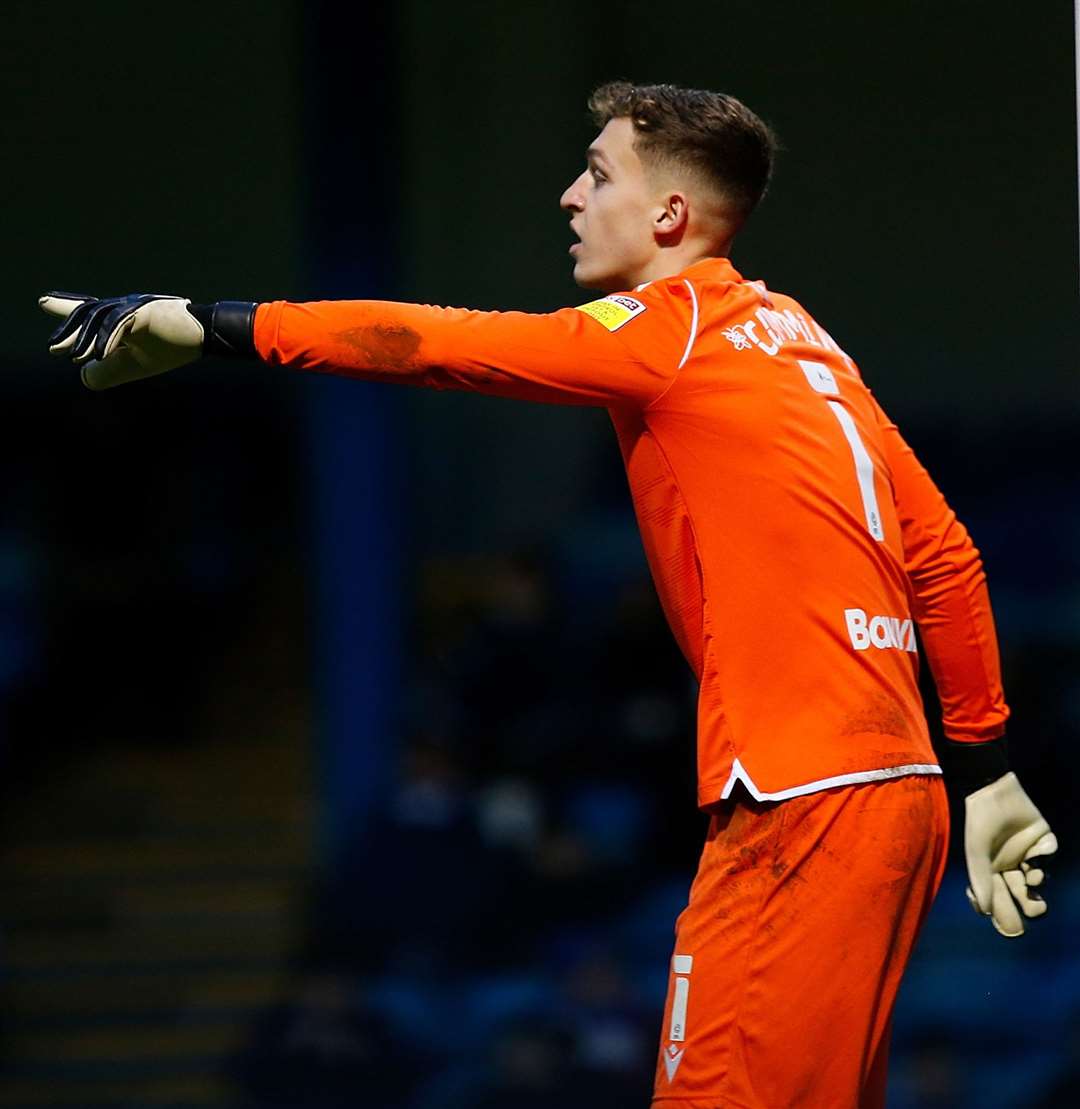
[624,244,729,289]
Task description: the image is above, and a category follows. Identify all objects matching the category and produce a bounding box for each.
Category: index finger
[39,292,96,318]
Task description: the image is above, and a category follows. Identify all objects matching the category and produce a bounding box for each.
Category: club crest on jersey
[722,325,753,351]
[575,294,647,332]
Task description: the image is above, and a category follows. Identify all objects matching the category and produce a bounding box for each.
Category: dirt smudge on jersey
[334,323,422,369]
[839,692,915,741]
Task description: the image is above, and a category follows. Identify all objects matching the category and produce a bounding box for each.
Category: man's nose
[560,172,587,212]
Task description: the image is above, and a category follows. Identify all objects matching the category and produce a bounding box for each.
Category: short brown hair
[588,80,777,227]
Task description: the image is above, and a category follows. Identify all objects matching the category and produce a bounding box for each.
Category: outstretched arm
[41,286,700,408]
[874,398,1057,937]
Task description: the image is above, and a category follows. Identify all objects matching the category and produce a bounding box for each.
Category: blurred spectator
[311,737,519,977]
[476,776,545,853]
[231,972,433,1108]
[556,941,656,1093]
[417,1017,614,1109]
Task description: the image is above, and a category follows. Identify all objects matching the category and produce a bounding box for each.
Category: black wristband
[939,735,1010,799]
[188,301,258,358]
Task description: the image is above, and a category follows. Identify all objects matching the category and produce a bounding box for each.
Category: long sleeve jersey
[254,256,1008,805]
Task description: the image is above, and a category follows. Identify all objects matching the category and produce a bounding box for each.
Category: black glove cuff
[188,301,258,358]
[939,735,1010,799]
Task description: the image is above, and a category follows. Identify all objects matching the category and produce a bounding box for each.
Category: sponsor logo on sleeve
[574,294,647,332]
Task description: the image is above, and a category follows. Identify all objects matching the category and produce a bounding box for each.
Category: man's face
[560,117,662,293]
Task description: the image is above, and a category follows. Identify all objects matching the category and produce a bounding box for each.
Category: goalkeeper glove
[40,293,256,390]
[964,771,1056,937]
[944,738,1057,937]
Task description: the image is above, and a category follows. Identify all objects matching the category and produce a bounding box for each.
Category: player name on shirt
[722,303,853,366]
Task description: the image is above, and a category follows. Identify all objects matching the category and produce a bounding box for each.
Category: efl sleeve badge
[574,294,647,332]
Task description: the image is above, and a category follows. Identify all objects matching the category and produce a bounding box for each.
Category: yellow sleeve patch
[574,294,647,332]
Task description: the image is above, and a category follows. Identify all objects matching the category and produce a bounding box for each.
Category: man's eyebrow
[586,146,612,167]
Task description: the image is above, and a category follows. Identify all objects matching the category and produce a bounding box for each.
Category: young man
[42,81,1056,1107]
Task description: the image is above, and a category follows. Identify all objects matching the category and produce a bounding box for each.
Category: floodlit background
[2,1,1079,1105]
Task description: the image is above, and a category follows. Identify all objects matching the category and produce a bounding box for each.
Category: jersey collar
[680,256,744,284]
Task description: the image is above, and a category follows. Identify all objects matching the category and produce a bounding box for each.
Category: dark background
[2,1,1078,1106]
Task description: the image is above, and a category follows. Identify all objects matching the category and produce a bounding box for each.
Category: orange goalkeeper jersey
[254,256,1008,805]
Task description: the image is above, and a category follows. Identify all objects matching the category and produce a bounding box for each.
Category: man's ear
[654,191,689,242]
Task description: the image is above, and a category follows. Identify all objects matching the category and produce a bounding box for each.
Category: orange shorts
[652,774,949,1109]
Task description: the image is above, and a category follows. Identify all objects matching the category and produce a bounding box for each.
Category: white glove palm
[964,771,1057,937]
[40,293,204,390]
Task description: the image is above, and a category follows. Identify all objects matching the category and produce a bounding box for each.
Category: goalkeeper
[41,82,1056,1108]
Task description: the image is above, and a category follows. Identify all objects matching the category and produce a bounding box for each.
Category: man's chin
[571,261,612,293]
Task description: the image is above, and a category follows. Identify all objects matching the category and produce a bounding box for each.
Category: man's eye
[591,169,607,184]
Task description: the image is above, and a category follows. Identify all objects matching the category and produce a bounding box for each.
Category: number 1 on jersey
[797,359,884,542]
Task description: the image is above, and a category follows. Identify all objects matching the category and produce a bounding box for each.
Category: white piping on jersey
[719,757,941,802]
[678,279,700,369]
